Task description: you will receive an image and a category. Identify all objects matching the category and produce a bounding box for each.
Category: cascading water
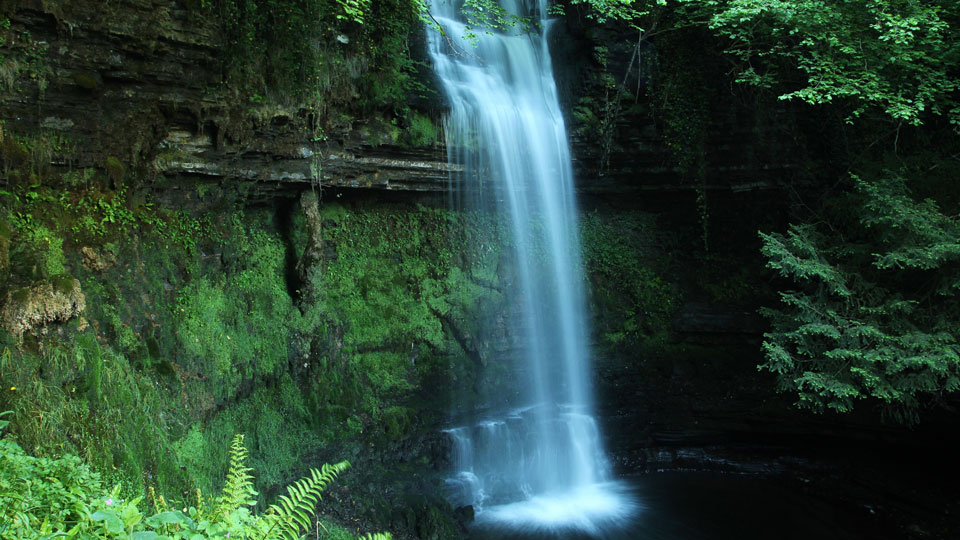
[427,0,636,534]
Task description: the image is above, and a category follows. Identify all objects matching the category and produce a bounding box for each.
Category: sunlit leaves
[579,0,960,125]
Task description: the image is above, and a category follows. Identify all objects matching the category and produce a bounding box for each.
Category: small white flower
[105,498,113,506]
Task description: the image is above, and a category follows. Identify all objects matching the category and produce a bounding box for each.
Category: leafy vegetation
[0,423,389,540]
[759,174,960,422]
[0,126,508,537]
[574,0,960,126]
[0,16,48,97]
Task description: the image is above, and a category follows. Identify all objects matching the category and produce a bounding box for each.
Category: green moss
[0,217,10,277]
[415,504,458,540]
[298,204,518,420]
[581,211,679,351]
[50,273,77,294]
[0,188,506,521]
[404,112,439,148]
[173,213,305,399]
[381,406,413,440]
[8,219,66,279]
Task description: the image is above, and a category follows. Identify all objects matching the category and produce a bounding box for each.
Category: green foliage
[0,19,48,95]
[174,376,324,499]
[759,173,960,421]
[578,0,959,125]
[566,0,665,27]
[7,214,65,278]
[0,435,105,539]
[1,166,144,246]
[263,461,349,540]
[217,434,258,513]
[404,112,438,147]
[1,335,190,495]
[0,425,386,540]
[592,0,960,126]
[690,0,959,125]
[454,0,531,42]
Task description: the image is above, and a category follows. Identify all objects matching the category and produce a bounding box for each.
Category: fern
[261,461,350,540]
[216,434,258,515]
[358,534,393,540]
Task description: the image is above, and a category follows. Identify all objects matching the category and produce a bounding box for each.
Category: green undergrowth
[174,375,324,497]
[0,196,343,506]
[0,420,389,540]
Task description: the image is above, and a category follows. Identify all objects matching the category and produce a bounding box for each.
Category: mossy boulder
[0,275,86,342]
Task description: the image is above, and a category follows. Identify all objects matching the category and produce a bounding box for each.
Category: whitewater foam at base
[426,0,636,532]
[476,482,640,535]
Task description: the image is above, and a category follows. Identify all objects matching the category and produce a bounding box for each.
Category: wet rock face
[152,125,458,198]
[2,0,220,165]
[2,0,457,197]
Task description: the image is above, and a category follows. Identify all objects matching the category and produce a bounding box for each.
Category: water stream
[426,0,636,534]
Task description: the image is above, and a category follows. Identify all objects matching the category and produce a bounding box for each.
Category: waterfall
[427,0,636,534]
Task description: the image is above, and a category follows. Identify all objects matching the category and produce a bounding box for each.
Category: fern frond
[359,533,393,540]
[260,460,350,540]
[216,434,258,515]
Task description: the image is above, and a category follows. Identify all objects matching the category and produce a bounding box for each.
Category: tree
[759,174,960,421]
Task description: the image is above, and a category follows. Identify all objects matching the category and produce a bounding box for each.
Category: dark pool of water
[468,472,889,540]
